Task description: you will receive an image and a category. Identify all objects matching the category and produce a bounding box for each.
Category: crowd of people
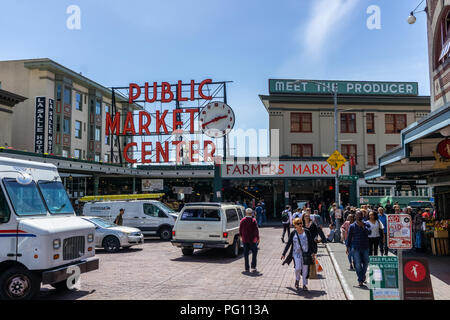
[238,199,434,290]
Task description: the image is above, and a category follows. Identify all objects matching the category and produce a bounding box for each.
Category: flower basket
[434,230,449,239]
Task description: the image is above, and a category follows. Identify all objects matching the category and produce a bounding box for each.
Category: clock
[199,101,235,138]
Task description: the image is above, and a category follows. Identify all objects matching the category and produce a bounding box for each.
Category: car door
[122,202,143,229]
[141,203,160,235]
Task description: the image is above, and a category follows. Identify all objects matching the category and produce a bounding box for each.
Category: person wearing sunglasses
[281,217,315,291]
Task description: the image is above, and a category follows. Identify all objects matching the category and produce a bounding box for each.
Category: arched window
[435,8,450,67]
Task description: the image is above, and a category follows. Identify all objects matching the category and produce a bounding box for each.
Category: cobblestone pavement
[38,227,346,300]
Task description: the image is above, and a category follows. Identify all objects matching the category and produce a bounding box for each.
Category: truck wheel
[159,226,172,241]
[103,236,121,253]
[182,248,194,256]
[0,266,40,300]
[227,237,240,258]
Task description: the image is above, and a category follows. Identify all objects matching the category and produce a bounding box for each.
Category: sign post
[387,214,412,300]
[369,256,400,300]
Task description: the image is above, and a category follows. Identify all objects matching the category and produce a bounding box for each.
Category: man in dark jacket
[346,210,371,287]
[240,208,260,273]
[114,208,125,226]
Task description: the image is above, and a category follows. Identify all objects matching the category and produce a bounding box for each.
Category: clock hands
[201,115,228,129]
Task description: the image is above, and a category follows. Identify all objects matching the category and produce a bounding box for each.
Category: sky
[0,0,430,157]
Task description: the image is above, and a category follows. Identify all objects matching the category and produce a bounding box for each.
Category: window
[226,209,239,228]
[291,144,313,157]
[341,113,356,133]
[75,121,82,139]
[386,144,399,152]
[76,93,82,111]
[95,127,101,141]
[90,125,94,140]
[180,208,221,221]
[367,144,376,166]
[341,144,357,164]
[63,118,70,134]
[105,105,110,115]
[62,149,69,157]
[64,87,71,105]
[385,114,407,133]
[359,187,390,197]
[143,203,167,218]
[0,188,11,223]
[3,179,47,216]
[290,113,312,132]
[105,135,110,145]
[436,10,450,66]
[96,100,101,115]
[38,181,74,214]
[366,113,375,134]
[74,149,81,159]
[56,116,61,132]
[56,84,62,102]
[95,153,100,162]
[104,154,109,163]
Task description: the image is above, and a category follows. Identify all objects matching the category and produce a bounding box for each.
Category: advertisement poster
[369,256,399,300]
[387,214,412,249]
[34,96,46,153]
[403,258,434,300]
[142,179,164,192]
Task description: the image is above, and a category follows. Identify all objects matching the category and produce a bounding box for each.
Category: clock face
[199,101,235,138]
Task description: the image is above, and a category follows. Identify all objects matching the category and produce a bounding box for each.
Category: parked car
[81,216,144,253]
[83,200,177,240]
[171,202,245,257]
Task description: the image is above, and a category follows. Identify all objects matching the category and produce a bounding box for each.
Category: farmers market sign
[269,79,419,96]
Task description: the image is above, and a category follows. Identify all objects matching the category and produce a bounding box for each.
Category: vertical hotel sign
[35,97,46,153]
[47,98,54,154]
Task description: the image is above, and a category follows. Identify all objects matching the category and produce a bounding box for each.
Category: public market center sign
[269,79,419,96]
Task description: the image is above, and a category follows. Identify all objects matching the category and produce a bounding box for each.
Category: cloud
[300,0,359,58]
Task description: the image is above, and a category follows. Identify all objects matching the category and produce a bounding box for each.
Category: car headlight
[130,232,142,237]
[87,233,94,243]
[53,239,61,250]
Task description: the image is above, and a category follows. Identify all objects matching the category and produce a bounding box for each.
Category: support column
[94,175,99,196]
[132,176,136,194]
[284,179,289,206]
[213,164,222,202]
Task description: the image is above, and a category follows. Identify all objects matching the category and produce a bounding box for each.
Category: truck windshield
[3,178,47,216]
[157,202,177,213]
[38,181,74,214]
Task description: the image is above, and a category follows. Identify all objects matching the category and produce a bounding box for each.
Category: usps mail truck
[0,156,99,300]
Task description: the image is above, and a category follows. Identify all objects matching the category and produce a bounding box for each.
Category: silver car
[81,216,144,253]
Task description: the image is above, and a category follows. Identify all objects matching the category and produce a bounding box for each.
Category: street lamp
[289,80,342,234]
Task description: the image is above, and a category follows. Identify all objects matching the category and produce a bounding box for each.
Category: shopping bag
[315,258,323,272]
[309,263,318,279]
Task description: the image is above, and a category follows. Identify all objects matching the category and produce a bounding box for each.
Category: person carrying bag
[281,217,315,291]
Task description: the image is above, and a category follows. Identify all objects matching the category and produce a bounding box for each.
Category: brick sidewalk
[39,227,346,300]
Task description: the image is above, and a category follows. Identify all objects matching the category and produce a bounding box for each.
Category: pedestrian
[330,203,337,225]
[377,207,388,256]
[255,202,263,225]
[326,224,336,242]
[346,210,371,287]
[239,208,260,273]
[312,209,327,243]
[413,209,424,252]
[292,208,302,221]
[281,205,293,243]
[302,211,319,255]
[261,199,267,224]
[394,205,402,214]
[114,208,125,226]
[281,217,315,291]
[385,200,394,214]
[361,209,369,221]
[367,211,384,256]
[341,214,355,270]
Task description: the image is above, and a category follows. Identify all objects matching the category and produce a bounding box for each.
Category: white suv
[171,203,245,257]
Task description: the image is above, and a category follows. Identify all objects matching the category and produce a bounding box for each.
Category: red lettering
[204,141,216,162]
[198,79,213,100]
[312,164,319,175]
[161,82,174,103]
[105,112,120,136]
[172,141,184,162]
[331,167,337,174]
[156,110,169,134]
[293,164,301,174]
[190,140,199,163]
[173,109,183,131]
[123,142,137,164]
[155,141,169,163]
[122,112,136,136]
[139,111,151,135]
[278,164,285,175]
[226,164,233,175]
[129,83,141,103]
[185,109,198,133]
[243,164,250,175]
[190,80,195,101]
[232,165,242,175]
[177,80,188,102]
[321,164,328,175]
[251,165,260,174]
[302,165,312,175]
[142,142,152,164]
[145,82,157,103]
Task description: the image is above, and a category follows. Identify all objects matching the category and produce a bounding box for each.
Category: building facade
[0,58,141,163]
[0,88,27,148]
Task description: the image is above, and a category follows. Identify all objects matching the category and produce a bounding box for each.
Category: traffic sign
[326,150,347,170]
[339,175,358,181]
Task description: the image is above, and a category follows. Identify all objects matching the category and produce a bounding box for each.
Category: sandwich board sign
[369,256,400,300]
[387,214,412,249]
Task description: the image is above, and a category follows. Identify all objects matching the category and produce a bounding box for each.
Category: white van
[171,203,245,257]
[0,156,98,300]
[83,200,177,240]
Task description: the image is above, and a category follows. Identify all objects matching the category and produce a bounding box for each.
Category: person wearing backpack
[281,205,293,243]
